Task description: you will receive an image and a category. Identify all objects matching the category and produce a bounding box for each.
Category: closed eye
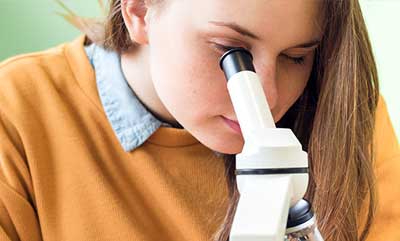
[212,43,306,66]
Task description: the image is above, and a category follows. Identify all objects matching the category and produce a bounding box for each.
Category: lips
[222,116,242,134]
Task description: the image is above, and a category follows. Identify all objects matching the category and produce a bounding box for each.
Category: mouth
[221,116,242,134]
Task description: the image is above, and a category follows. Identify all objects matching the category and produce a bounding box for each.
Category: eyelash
[213,43,306,65]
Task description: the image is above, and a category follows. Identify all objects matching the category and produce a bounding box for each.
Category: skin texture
[120,0,323,154]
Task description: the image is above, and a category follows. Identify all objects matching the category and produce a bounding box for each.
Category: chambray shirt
[84,44,174,152]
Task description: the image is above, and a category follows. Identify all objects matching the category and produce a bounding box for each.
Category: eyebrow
[290,40,321,49]
[209,21,260,40]
[208,20,321,49]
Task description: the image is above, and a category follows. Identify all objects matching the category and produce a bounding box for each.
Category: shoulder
[0,40,71,96]
[0,35,95,118]
[0,40,70,78]
[364,95,400,239]
[374,95,399,168]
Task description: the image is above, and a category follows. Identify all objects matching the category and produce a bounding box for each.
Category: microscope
[219,48,324,241]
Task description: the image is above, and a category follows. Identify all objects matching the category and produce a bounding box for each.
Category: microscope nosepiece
[219,48,255,81]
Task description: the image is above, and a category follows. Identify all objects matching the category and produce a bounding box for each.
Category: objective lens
[285,224,324,241]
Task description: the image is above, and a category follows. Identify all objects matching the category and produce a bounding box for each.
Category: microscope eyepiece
[219,48,255,81]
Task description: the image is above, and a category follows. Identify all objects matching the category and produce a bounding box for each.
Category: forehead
[174,0,323,49]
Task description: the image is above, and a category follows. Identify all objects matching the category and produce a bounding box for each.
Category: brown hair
[63,0,379,240]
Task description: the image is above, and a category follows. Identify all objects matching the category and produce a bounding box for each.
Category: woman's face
[139,0,322,154]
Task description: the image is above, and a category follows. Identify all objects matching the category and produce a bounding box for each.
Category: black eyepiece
[219,48,255,81]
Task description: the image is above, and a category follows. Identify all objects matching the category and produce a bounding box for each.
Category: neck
[120,45,183,129]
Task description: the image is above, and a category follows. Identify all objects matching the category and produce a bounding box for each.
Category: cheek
[279,65,310,94]
[275,59,314,120]
[148,33,228,124]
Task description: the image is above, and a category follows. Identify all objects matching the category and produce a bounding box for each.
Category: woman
[0,0,398,240]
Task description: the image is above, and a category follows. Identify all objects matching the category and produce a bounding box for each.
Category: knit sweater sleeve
[0,107,42,241]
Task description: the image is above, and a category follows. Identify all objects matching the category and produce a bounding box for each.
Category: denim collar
[84,43,172,152]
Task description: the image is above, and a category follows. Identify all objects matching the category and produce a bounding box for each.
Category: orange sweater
[0,35,398,241]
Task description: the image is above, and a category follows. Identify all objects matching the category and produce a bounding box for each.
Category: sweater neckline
[147,127,200,147]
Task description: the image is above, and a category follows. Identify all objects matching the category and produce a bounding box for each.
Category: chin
[183,115,244,154]
[196,130,244,155]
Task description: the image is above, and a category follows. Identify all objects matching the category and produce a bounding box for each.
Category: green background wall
[0,0,103,59]
[1,0,399,139]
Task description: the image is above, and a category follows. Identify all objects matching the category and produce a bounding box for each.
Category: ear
[121,0,150,45]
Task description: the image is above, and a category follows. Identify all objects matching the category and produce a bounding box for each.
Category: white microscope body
[219,48,321,241]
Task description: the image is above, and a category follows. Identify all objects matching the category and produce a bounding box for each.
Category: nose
[255,61,279,112]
